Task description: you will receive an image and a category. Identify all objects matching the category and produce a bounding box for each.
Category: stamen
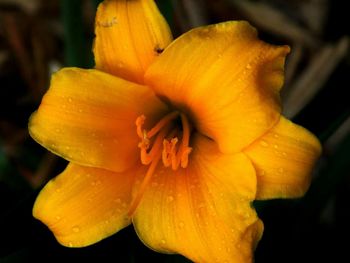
[136,115,146,139]
[147,111,179,138]
[130,111,193,216]
[140,125,172,165]
[178,113,192,168]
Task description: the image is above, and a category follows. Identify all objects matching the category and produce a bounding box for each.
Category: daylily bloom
[29,0,321,262]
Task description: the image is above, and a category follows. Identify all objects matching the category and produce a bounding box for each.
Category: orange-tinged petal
[33,163,146,247]
[145,21,289,153]
[94,0,173,83]
[133,135,263,263]
[29,68,168,172]
[244,116,321,199]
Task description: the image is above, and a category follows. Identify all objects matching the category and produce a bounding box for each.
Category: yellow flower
[29,0,321,262]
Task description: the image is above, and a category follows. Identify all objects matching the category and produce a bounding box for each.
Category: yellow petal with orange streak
[244,116,321,199]
[146,21,289,154]
[94,0,173,83]
[133,135,263,263]
[29,67,168,172]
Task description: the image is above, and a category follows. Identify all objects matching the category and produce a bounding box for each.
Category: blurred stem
[318,109,350,143]
[61,0,88,67]
[301,132,350,218]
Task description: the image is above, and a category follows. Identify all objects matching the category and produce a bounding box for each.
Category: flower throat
[128,111,192,216]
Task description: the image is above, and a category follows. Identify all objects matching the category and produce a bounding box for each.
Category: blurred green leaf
[92,0,103,11]
[156,0,174,28]
[61,0,90,67]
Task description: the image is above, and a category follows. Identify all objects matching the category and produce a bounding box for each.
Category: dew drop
[55,188,61,193]
[282,152,287,157]
[68,242,73,247]
[78,109,83,113]
[68,98,72,103]
[274,144,279,149]
[65,146,70,150]
[166,196,174,203]
[274,134,279,138]
[179,221,185,228]
[55,215,61,220]
[113,198,121,204]
[260,140,269,147]
[161,239,166,245]
[72,226,80,233]
[246,63,252,69]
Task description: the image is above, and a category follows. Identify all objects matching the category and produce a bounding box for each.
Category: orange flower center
[128,111,193,216]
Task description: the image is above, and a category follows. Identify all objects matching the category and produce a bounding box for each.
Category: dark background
[0,0,349,262]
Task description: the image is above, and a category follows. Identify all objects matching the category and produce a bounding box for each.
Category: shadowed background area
[0,0,349,262]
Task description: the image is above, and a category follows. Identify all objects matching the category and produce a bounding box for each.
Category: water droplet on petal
[260,140,269,147]
[72,226,80,233]
[166,196,174,203]
[55,188,61,193]
[68,98,72,103]
[68,242,73,247]
[246,63,252,69]
[274,144,279,149]
[161,239,166,245]
[113,198,121,204]
[179,221,185,228]
[55,215,61,220]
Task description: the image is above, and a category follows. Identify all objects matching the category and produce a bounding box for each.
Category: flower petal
[133,135,263,263]
[244,116,321,199]
[29,68,168,172]
[145,21,289,153]
[33,163,145,247]
[94,0,173,83]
